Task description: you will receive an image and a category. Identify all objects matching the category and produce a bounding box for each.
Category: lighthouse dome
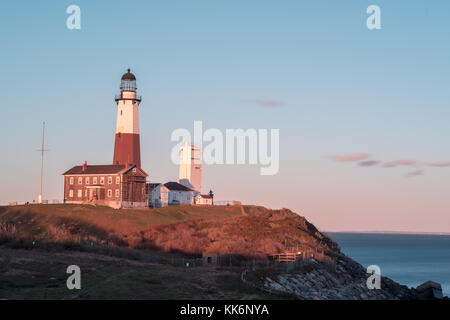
[120,68,137,92]
[121,68,136,80]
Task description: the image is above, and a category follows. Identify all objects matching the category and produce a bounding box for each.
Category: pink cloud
[330,153,371,162]
[383,160,416,167]
[244,99,284,107]
[426,162,450,167]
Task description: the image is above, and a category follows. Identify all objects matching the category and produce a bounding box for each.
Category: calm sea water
[329,233,450,297]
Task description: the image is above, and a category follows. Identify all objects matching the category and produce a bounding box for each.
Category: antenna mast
[38,122,48,204]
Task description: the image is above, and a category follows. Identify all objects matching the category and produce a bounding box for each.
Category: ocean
[329,233,450,297]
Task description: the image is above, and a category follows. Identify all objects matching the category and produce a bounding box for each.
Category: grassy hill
[0,204,338,259]
[2,204,426,300]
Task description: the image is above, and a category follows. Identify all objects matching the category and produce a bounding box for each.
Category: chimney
[82,161,87,171]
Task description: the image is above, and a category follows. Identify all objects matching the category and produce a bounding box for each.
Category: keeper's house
[62,161,148,209]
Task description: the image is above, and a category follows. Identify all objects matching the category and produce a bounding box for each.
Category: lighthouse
[113,69,142,168]
[62,68,148,209]
[179,141,202,194]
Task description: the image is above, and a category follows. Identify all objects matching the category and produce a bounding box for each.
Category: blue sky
[1,1,449,232]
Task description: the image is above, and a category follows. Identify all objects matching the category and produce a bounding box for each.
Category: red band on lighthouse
[113,133,141,167]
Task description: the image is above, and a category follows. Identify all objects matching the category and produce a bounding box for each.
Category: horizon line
[323,230,450,236]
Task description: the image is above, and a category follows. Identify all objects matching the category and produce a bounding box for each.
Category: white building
[179,141,202,194]
[165,182,195,205]
[195,194,213,205]
[146,182,194,207]
[146,183,170,207]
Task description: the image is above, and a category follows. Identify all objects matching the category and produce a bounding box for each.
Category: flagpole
[38,122,45,204]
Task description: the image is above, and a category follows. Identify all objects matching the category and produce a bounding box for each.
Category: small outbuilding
[202,253,220,266]
[195,194,213,205]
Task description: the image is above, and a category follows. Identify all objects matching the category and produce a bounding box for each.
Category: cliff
[0,204,444,300]
[0,204,339,259]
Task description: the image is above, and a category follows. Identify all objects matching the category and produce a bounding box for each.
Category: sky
[0,1,449,233]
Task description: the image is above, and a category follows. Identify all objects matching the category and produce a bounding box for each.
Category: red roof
[198,194,212,199]
[62,164,125,175]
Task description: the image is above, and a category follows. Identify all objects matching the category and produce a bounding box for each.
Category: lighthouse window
[108,176,112,184]
[120,110,123,115]
[107,189,112,198]
[100,177,105,185]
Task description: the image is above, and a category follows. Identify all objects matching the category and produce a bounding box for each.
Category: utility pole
[38,122,48,204]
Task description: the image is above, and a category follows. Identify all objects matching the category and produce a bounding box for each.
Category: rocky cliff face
[237,207,448,300]
[258,255,421,300]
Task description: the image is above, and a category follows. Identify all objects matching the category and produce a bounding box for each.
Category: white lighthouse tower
[179,141,202,194]
[113,69,142,168]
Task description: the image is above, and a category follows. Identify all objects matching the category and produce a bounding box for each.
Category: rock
[416,281,444,299]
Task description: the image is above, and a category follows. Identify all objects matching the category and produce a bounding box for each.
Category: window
[107,189,112,197]
[77,190,82,198]
[108,176,112,184]
[69,190,74,198]
[86,177,90,185]
[78,177,82,184]
[115,189,120,197]
[100,176,105,185]
[116,177,120,184]
[69,177,74,185]
[133,168,137,173]
[93,177,98,184]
